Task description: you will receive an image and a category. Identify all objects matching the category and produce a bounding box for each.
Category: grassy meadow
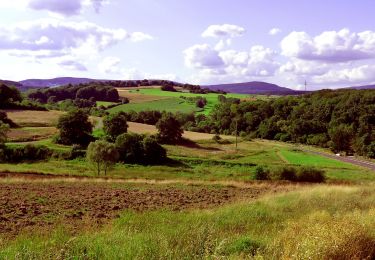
[112,87,261,115]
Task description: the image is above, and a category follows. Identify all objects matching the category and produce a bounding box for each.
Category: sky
[1,0,375,89]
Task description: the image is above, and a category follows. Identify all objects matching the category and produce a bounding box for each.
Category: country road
[303,149,375,171]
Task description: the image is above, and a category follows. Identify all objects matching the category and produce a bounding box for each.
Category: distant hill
[19,77,99,88]
[0,80,23,88]
[349,84,375,90]
[204,81,305,95]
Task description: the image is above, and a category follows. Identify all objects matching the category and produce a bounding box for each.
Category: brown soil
[0,173,295,237]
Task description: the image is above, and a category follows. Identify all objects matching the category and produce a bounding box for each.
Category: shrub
[3,145,51,162]
[254,166,270,180]
[274,166,297,181]
[212,134,222,143]
[297,167,325,183]
[142,136,167,164]
[115,133,144,164]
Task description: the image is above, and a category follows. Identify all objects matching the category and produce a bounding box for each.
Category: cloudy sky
[1,0,375,89]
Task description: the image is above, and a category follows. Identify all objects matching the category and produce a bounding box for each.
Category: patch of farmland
[109,98,200,114]
[3,110,65,127]
[7,127,57,142]
[116,88,170,104]
[0,176,293,236]
[127,122,235,141]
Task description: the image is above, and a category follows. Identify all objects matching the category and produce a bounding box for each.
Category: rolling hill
[204,81,305,95]
[349,84,375,90]
[19,77,99,88]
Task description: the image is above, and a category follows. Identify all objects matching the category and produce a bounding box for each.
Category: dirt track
[0,173,295,237]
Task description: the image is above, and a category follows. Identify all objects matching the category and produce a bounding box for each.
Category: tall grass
[1,185,374,259]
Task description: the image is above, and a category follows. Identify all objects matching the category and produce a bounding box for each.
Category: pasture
[111,87,258,114]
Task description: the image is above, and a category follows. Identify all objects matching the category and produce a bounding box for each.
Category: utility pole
[304,80,307,92]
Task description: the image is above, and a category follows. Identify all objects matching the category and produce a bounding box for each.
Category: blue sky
[1,0,375,89]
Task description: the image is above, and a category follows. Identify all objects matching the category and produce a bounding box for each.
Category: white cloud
[279,59,330,76]
[184,44,224,69]
[202,24,245,38]
[281,28,375,62]
[98,56,121,74]
[184,42,280,84]
[0,19,152,59]
[311,64,375,85]
[129,32,154,42]
[269,28,281,35]
[28,0,109,16]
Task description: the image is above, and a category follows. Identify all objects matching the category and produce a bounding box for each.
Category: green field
[109,97,201,114]
[96,101,116,107]
[2,139,374,182]
[111,88,258,114]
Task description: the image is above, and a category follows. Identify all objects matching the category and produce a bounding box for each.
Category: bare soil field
[0,173,295,237]
[3,110,65,127]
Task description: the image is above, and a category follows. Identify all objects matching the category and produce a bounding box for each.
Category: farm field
[109,97,201,114]
[0,179,373,259]
[111,87,262,114]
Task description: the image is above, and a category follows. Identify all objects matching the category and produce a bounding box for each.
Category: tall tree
[87,140,119,175]
[103,113,128,142]
[56,109,93,146]
[156,113,183,144]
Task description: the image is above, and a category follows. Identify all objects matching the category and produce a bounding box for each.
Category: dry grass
[128,122,235,141]
[4,110,65,127]
[7,127,57,142]
[116,88,169,104]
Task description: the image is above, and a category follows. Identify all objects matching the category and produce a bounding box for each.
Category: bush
[142,136,167,164]
[115,133,144,164]
[254,166,270,180]
[297,167,325,183]
[274,166,297,181]
[212,134,222,143]
[115,133,167,165]
[3,145,51,162]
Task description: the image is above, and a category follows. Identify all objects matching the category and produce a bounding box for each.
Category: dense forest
[27,83,120,103]
[207,89,375,157]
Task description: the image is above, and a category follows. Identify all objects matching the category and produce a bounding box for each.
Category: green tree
[56,109,93,146]
[156,113,183,144]
[0,84,22,108]
[87,140,119,175]
[0,123,9,147]
[103,112,128,142]
[328,124,354,153]
[142,136,167,164]
[115,133,144,163]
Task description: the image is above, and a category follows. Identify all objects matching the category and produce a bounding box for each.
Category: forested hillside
[206,89,374,157]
